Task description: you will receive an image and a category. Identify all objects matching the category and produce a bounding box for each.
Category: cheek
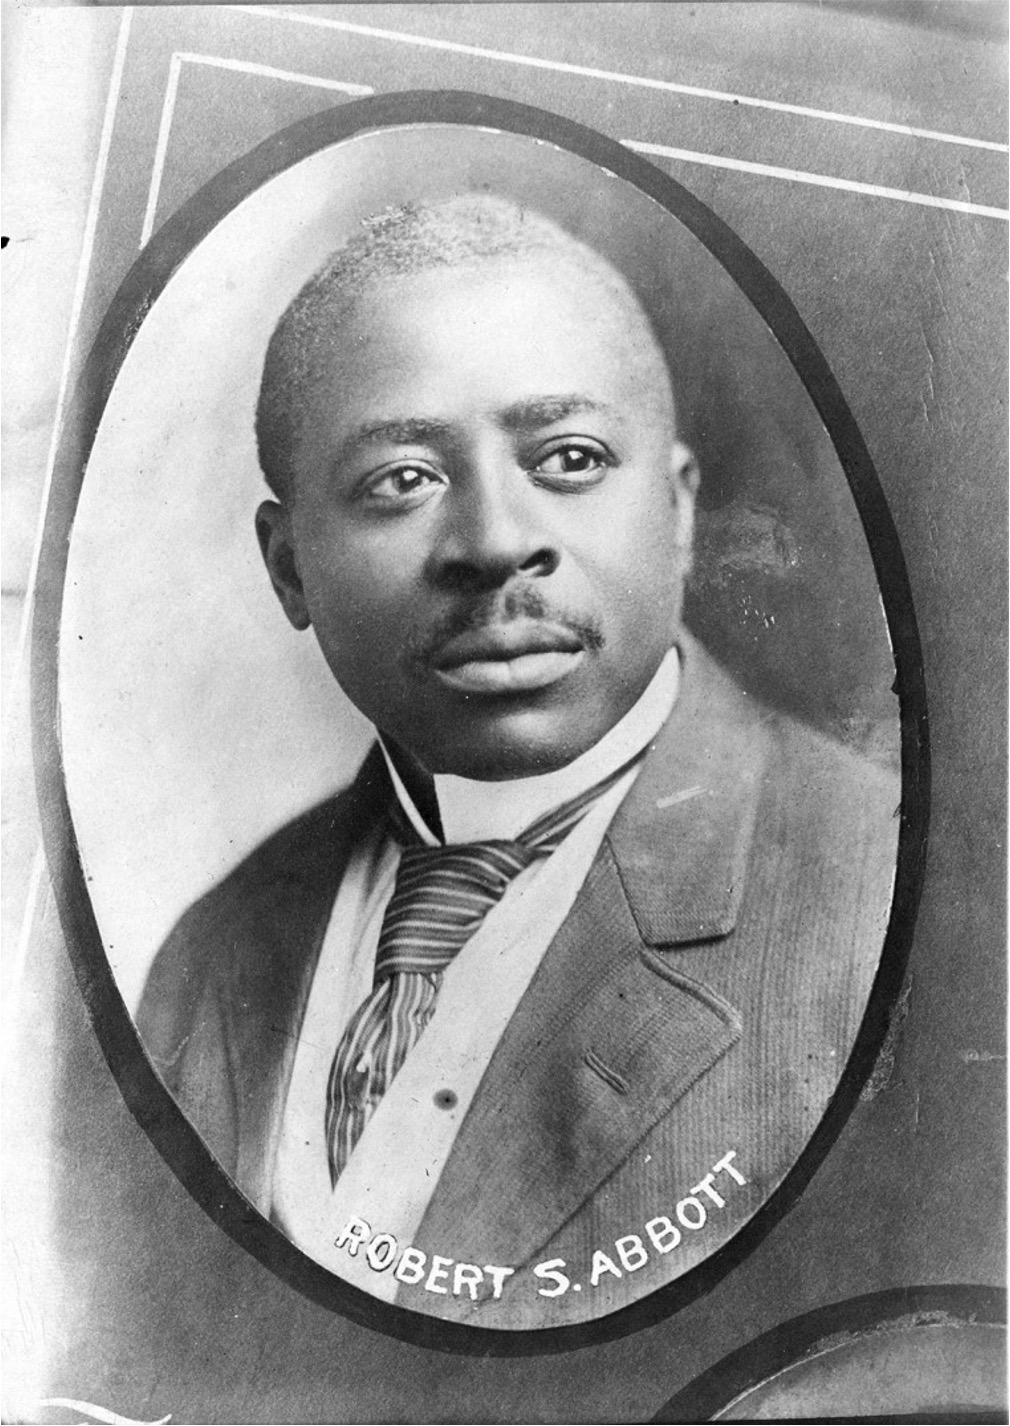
[298,560,394,685]
[576,499,683,616]
[297,518,407,624]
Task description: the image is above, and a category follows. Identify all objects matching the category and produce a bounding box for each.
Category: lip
[430,620,586,696]
[433,620,584,668]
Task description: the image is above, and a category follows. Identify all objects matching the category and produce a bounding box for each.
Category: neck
[379,645,681,846]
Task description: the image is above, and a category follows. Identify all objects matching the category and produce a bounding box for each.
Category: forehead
[303,256,674,442]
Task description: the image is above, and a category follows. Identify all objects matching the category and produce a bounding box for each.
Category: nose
[426,458,560,593]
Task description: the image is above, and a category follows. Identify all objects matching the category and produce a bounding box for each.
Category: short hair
[255,194,668,500]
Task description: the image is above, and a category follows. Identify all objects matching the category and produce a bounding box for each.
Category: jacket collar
[607,632,769,946]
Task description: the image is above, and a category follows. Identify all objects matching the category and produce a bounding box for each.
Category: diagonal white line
[230,4,1009,154]
[3,844,47,1078]
[10,7,133,702]
[626,138,1010,221]
[176,50,373,97]
[139,52,373,249]
[140,51,182,249]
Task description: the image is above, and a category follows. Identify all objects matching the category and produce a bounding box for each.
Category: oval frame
[651,1284,1006,1422]
[31,89,929,1355]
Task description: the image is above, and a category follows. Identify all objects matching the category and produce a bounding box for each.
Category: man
[138,195,898,1329]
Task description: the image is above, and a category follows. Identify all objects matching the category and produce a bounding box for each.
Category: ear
[255,500,311,631]
[669,439,700,559]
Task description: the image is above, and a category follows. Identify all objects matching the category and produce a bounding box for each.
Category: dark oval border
[651,1283,1006,1422]
[31,89,929,1357]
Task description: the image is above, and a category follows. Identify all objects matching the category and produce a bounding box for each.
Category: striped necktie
[324,747,648,1187]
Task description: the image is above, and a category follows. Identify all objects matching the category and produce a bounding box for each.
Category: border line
[232,3,1009,154]
[626,138,1010,221]
[7,11,133,1028]
[140,52,183,250]
[2,844,47,1078]
[10,6,133,696]
[139,47,1008,231]
[140,52,374,248]
[650,1284,1006,1422]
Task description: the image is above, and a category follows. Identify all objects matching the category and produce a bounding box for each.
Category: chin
[418,706,611,782]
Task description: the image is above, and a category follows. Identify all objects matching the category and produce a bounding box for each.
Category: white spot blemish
[656,786,705,810]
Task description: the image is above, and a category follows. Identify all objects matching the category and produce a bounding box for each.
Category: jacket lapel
[224,745,391,1213]
[412,639,770,1272]
[608,635,769,946]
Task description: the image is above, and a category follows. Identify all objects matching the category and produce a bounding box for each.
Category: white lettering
[676,1196,707,1230]
[533,1259,571,1297]
[425,1254,452,1294]
[690,1172,727,1208]
[615,1235,649,1272]
[452,1263,484,1300]
[712,1149,747,1185]
[645,1215,682,1254]
[364,1232,398,1272]
[334,1216,371,1257]
[393,1247,427,1284]
[589,1250,622,1287]
[483,1265,515,1299]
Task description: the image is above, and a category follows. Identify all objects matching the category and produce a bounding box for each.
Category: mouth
[430,620,587,696]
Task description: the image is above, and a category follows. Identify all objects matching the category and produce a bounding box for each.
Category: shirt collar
[379,646,681,846]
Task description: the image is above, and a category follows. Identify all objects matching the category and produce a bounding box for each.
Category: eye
[360,463,445,507]
[532,442,612,488]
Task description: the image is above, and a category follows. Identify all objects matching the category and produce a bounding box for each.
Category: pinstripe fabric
[324,748,648,1186]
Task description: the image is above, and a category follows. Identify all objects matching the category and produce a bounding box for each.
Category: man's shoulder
[725,673,900,973]
[643,636,900,898]
[137,749,387,1058]
[203,788,355,895]
[161,783,352,937]
[765,701,900,841]
[681,636,898,800]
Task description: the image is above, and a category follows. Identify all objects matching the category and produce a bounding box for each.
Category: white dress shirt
[271,648,680,1296]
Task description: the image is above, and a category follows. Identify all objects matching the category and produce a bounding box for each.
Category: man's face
[257,256,698,779]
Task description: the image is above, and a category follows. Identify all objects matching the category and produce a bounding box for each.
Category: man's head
[255,195,698,780]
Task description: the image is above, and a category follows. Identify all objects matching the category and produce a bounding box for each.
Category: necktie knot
[373,840,541,983]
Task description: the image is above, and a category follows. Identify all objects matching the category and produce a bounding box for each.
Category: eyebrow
[332,396,619,468]
[498,395,618,430]
[340,417,457,452]
[327,417,456,475]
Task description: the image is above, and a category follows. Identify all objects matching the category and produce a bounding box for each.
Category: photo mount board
[31,89,927,1355]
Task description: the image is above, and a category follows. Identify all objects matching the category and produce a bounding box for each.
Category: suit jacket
[138,638,899,1328]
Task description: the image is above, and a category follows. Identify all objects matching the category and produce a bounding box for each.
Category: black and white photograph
[3,3,1006,1420]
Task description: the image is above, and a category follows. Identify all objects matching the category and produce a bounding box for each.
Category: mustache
[407,584,605,663]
